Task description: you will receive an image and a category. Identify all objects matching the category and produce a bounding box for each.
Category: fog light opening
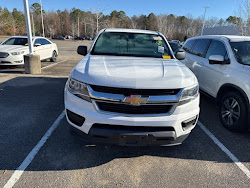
[14,60,23,63]
[182,116,198,131]
[66,109,85,127]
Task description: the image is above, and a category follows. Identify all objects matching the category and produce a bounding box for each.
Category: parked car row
[52,35,92,40]
[0,36,58,65]
[74,36,92,40]
[168,41,182,54]
[181,35,250,132]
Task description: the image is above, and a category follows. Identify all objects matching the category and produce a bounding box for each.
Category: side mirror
[77,45,88,56]
[209,55,229,64]
[34,43,41,47]
[176,51,185,60]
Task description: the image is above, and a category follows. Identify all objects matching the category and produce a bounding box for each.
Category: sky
[1,0,239,19]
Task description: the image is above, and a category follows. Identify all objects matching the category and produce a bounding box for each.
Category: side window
[192,39,211,57]
[41,39,51,45]
[183,39,196,53]
[40,39,46,45]
[34,39,42,45]
[205,40,227,59]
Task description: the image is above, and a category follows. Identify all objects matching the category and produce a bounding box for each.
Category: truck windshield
[2,37,28,45]
[91,32,172,59]
[230,41,250,66]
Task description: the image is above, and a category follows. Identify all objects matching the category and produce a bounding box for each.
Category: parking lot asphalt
[0,39,250,188]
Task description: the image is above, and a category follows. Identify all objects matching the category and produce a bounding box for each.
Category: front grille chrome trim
[88,85,183,104]
[88,85,124,102]
[0,52,9,58]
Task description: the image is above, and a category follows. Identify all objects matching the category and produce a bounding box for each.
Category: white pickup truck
[64,28,200,146]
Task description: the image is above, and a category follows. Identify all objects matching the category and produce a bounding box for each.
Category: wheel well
[217,84,249,106]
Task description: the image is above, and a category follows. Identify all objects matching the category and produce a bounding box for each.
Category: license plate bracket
[118,135,148,146]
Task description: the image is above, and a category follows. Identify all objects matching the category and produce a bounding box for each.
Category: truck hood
[0,45,28,52]
[72,55,197,89]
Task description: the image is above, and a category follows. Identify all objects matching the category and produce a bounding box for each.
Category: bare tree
[91,0,106,34]
[205,17,219,28]
[70,22,77,37]
[44,12,58,38]
[129,16,138,29]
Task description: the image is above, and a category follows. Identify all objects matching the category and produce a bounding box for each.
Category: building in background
[198,26,250,36]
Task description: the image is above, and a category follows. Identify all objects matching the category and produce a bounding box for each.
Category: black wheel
[50,51,57,62]
[219,91,248,132]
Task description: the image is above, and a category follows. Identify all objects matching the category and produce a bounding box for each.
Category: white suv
[182,35,250,132]
[64,28,200,146]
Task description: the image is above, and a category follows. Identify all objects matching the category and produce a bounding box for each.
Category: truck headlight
[179,84,199,105]
[11,51,25,55]
[67,77,91,102]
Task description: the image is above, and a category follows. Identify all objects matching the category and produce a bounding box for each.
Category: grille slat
[0,52,9,58]
[90,84,180,96]
[96,101,172,115]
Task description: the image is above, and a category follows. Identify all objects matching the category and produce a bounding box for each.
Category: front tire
[50,51,57,62]
[219,91,248,132]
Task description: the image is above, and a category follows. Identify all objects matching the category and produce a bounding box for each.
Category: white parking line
[41,60,67,70]
[3,110,65,188]
[198,121,250,179]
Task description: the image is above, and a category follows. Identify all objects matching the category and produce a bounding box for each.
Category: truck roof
[103,28,159,35]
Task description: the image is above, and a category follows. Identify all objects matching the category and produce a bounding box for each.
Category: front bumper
[0,54,24,65]
[70,124,190,146]
[65,88,200,146]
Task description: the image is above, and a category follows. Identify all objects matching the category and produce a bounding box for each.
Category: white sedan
[0,36,58,66]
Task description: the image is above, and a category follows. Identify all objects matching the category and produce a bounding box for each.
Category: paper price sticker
[158,46,164,53]
[153,36,162,40]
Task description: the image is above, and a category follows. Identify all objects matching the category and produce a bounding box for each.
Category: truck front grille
[90,84,180,96]
[0,52,9,58]
[96,101,172,115]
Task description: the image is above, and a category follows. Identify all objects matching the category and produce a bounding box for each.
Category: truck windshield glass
[92,32,172,59]
[2,37,28,45]
[230,41,250,66]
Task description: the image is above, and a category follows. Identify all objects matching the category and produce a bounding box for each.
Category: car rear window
[191,39,211,57]
[41,39,51,45]
[230,41,250,66]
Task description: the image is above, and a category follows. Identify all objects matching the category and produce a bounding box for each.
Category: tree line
[0,2,248,41]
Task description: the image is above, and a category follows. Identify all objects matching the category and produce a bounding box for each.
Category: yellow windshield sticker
[25,43,28,46]
[158,40,162,45]
[162,55,171,59]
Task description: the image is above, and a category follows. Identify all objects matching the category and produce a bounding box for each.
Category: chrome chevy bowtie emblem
[123,95,148,105]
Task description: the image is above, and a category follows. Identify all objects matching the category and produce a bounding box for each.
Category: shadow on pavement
[0,65,24,74]
[0,76,67,171]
